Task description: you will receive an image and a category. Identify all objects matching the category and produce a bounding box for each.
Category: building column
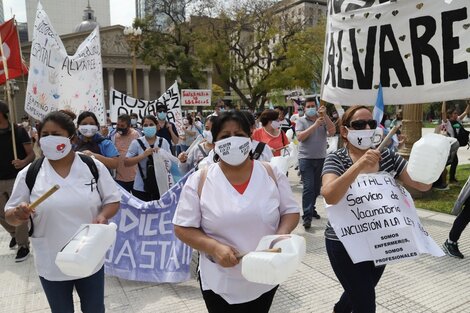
[159,66,166,93]
[207,68,213,90]
[107,68,115,90]
[399,103,423,158]
[125,69,133,96]
[399,103,426,197]
[143,69,150,100]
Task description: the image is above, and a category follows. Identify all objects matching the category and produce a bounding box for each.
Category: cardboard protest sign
[25,3,105,124]
[181,89,211,106]
[322,0,470,105]
[109,82,184,135]
[326,172,444,265]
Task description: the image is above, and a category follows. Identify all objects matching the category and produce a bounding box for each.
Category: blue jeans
[326,239,385,313]
[298,158,324,222]
[39,266,105,313]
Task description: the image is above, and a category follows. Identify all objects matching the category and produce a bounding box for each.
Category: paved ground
[2,133,470,313]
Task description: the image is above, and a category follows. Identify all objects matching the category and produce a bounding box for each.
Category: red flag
[0,19,28,85]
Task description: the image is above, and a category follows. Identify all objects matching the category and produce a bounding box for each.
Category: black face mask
[117,127,128,135]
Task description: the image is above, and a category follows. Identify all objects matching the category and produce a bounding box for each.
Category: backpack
[453,123,470,147]
[25,154,99,236]
[136,138,163,200]
[252,142,266,160]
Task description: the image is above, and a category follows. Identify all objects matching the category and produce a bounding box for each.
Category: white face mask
[40,136,72,160]
[203,130,213,144]
[346,128,381,150]
[78,125,98,137]
[271,120,281,129]
[22,121,29,128]
[214,136,252,166]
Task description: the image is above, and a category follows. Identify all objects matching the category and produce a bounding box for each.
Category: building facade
[25,0,111,37]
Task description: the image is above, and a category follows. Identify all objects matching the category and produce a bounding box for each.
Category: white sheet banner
[322,0,470,106]
[109,82,183,135]
[181,89,211,106]
[25,3,105,124]
[326,172,444,265]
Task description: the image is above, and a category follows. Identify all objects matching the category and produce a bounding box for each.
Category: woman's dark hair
[241,110,256,127]
[40,111,76,138]
[59,109,77,121]
[142,114,158,125]
[259,109,279,127]
[211,111,251,143]
[339,105,371,128]
[447,108,457,119]
[187,115,193,125]
[77,111,100,129]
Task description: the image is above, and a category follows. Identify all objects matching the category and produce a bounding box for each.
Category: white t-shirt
[5,154,121,281]
[173,161,300,304]
[126,136,171,192]
[179,142,212,174]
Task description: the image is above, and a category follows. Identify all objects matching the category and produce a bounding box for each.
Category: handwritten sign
[181,89,211,106]
[109,82,184,135]
[322,0,470,105]
[326,172,444,265]
[25,3,105,124]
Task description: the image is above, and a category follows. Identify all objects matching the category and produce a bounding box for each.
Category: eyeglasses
[350,119,377,130]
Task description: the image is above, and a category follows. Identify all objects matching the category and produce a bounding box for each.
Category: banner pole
[0,30,17,159]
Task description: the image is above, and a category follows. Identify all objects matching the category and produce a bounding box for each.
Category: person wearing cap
[155,104,179,154]
[0,101,35,262]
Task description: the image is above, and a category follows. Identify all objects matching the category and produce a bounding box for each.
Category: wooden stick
[29,185,60,211]
[236,247,282,260]
[377,126,400,151]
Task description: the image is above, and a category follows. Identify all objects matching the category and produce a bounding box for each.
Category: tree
[268,18,326,92]
[197,0,305,110]
[136,0,206,89]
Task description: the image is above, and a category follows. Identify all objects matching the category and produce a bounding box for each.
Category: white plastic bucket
[241,234,306,285]
[407,134,455,184]
[55,223,117,278]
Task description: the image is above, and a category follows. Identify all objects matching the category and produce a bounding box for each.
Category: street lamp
[123,26,142,98]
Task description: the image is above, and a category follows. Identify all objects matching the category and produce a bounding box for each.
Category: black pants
[116,180,134,193]
[449,196,470,242]
[198,275,278,313]
[449,153,459,181]
[326,238,385,313]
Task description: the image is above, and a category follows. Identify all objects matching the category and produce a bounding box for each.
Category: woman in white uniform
[5,111,121,313]
[173,111,300,312]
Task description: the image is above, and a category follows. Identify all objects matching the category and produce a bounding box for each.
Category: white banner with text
[326,172,444,265]
[322,0,470,105]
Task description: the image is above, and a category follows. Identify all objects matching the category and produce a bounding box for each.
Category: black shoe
[433,184,449,191]
[313,213,321,220]
[303,221,311,230]
[443,240,464,259]
[15,246,30,263]
[9,237,16,249]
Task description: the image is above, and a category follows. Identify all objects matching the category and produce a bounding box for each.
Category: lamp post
[123,26,142,98]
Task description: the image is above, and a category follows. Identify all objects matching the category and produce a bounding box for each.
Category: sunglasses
[350,119,377,130]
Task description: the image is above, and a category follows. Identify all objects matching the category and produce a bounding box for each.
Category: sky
[3,0,135,26]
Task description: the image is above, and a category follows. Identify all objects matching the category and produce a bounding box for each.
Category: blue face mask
[305,108,317,117]
[157,112,167,120]
[143,126,157,138]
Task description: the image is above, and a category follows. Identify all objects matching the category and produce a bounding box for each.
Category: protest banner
[321,0,470,106]
[181,89,211,106]
[105,171,193,283]
[109,82,184,135]
[25,3,105,124]
[326,172,444,265]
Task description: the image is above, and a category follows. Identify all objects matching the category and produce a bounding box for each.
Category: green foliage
[414,164,470,214]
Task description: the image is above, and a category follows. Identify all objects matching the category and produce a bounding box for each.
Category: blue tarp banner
[105,171,194,283]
